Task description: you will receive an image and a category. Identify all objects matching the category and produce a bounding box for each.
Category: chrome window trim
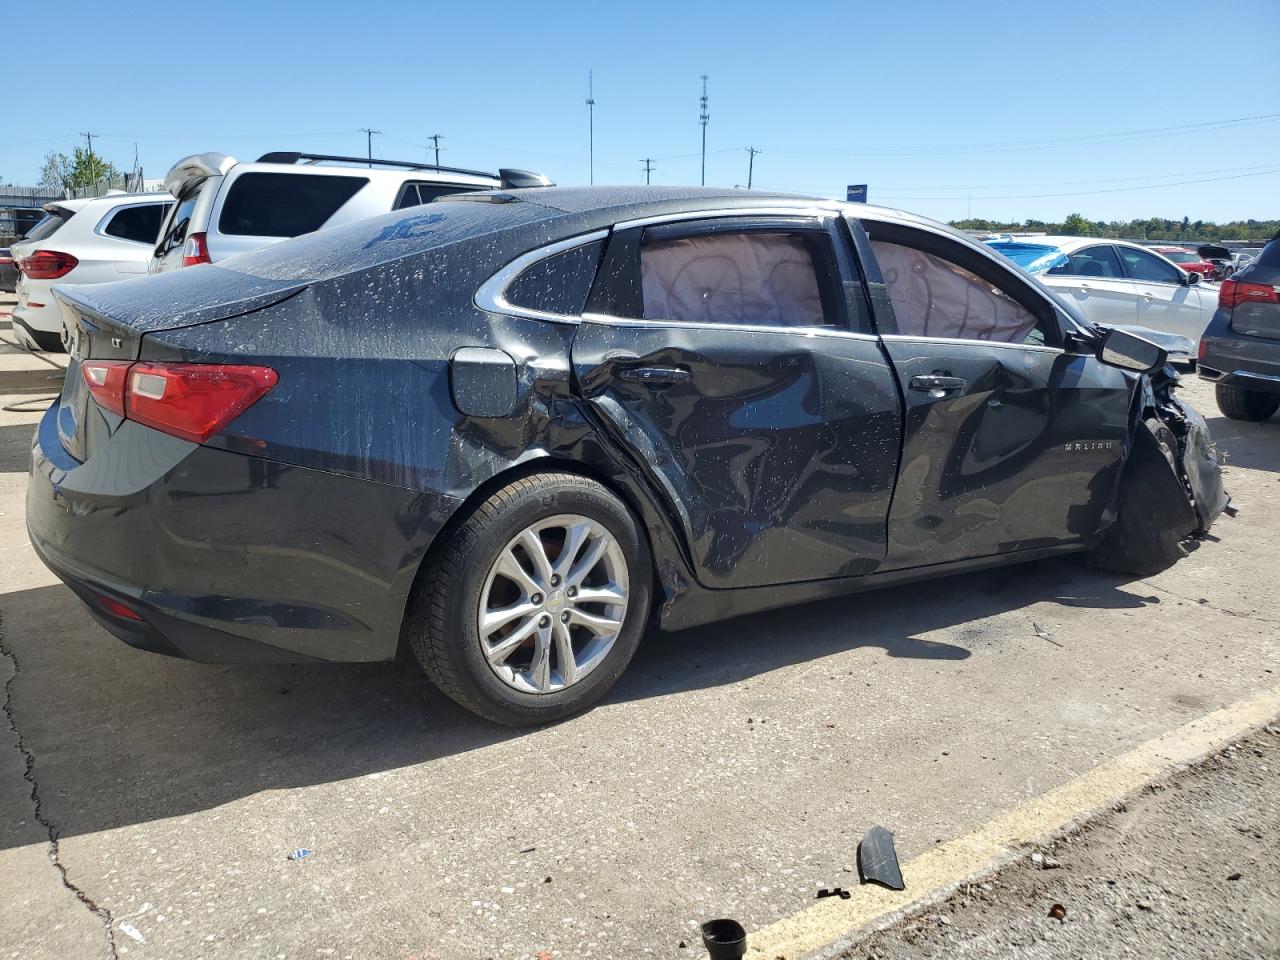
[580,311,879,341]
[473,229,610,323]
[880,333,1064,355]
[93,200,173,244]
[611,204,839,232]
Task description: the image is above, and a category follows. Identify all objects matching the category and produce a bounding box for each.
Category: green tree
[38,147,120,194]
[1061,212,1091,236]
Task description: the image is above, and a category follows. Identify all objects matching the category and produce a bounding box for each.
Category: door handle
[1078,283,1091,293]
[616,365,691,384]
[909,374,967,398]
[1141,291,1154,301]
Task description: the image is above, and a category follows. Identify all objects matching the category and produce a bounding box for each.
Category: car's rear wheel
[404,472,651,726]
[1215,384,1280,422]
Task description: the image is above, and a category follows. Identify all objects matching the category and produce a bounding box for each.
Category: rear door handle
[909,374,967,398]
[617,365,691,384]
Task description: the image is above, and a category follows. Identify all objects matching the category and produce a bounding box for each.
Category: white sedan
[11,193,172,352]
[987,236,1218,347]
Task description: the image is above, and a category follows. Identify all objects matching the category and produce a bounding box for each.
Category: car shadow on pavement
[1202,409,1280,476]
[0,555,1158,848]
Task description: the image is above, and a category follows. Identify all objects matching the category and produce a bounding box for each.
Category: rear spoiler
[164,153,237,198]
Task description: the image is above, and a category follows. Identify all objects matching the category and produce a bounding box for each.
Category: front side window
[871,238,1046,345]
[218,173,368,237]
[103,203,171,245]
[638,229,839,328]
[1047,245,1124,278]
[1118,246,1182,284]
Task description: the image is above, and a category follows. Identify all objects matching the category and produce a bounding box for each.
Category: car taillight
[126,362,278,443]
[81,360,277,442]
[1219,279,1279,309]
[17,250,79,279]
[81,360,131,416]
[181,232,211,267]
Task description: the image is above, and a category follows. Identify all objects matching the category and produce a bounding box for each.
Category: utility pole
[745,146,760,189]
[640,158,655,185]
[428,134,444,168]
[359,128,380,167]
[699,75,709,186]
[80,131,96,157]
[586,70,596,186]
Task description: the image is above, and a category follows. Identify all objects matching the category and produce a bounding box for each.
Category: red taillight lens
[125,362,278,443]
[92,591,143,621]
[80,360,131,417]
[181,232,211,267]
[17,249,79,279]
[1219,279,1279,309]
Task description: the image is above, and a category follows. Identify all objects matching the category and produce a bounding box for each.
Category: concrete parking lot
[2,292,1278,960]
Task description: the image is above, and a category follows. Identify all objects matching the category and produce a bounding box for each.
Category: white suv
[149,151,548,272]
[11,193,172,352]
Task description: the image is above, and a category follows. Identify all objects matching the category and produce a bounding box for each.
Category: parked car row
[985,235,1217,357]
[7,150,549,351]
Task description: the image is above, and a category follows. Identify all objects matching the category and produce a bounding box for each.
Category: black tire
[1215,384,1280,422]
[1088,418,1196,576]
[404,472,651,726]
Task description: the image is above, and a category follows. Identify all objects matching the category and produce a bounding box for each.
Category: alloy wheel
[478,514,629,694]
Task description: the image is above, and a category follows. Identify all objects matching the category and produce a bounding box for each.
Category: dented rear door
[570,216,902,590]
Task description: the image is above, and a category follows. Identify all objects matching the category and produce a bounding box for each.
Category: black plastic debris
[700,918,747,960]
[858,825,905,891]
[817,887,852,900]
[1048,903,1067,921]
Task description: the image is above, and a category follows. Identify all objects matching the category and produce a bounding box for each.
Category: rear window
[103,203,171,245]
[393,181,473,210]
[218,172,368,237]
[1254,239,1280,269]
[24,209,73,243]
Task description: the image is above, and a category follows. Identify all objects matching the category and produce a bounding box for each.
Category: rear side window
[218,173,368,237]
[24,210,72,243]
[506,240,604,316]
[393,182,472,210]
[639,229,841,328]
[103,203,171,245]
[1047,245,1123,278]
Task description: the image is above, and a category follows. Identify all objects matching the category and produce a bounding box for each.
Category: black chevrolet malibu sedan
[29,187,1227,725]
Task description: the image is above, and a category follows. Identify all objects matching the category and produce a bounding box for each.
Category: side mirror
[1097,327,1167,373]
[1184,271,1201,286]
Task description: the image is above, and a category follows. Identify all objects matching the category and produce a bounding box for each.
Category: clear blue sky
[5,0,1278,224]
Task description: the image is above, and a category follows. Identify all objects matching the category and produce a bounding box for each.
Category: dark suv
[1199,234,1280,421]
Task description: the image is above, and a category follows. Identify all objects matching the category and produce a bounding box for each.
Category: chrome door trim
[880,333,1065,356]
[579,311,881,341]
[610,204,839,232]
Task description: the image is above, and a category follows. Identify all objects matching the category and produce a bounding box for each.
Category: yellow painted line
[748,682,1280,960]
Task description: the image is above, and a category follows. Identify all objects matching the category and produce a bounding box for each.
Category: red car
[1151,245,1219,279]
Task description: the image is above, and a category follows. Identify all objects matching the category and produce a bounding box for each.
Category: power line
[699,74,709,186]
[873,166,1280,202]
[640,158,655,185]
[762,112,1280,160]
[745,146,760,189]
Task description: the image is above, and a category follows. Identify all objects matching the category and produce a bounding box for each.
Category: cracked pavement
[2,299,1278,959]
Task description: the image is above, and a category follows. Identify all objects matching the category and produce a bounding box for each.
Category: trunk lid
[53,265,305,462]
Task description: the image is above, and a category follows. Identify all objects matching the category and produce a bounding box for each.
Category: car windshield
[984,241,1069,274]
